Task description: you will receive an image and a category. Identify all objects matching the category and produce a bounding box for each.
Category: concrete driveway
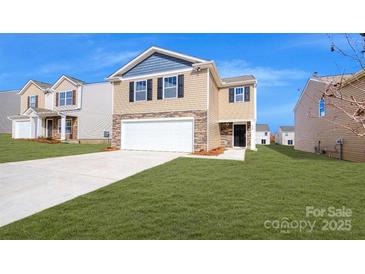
[0,150,182,227]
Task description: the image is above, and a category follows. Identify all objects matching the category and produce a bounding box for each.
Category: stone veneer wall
[219,122,252,148]
[219,123,233,147]
[112,110,208,151]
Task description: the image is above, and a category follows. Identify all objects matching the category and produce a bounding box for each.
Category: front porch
[10,108,78,141]
[219,120,256,150]
[44,116,78,140]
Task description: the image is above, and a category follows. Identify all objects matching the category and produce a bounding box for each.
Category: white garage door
[15,120,31,139]
[121,118,194,152]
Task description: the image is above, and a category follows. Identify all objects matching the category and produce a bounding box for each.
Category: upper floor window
[264,132,268,136]
[29,95,37,108]
[319,98,326,117]
[135,80,147,101]
[234,87,244,102]
[163,76,177,99]
[285,132,288,136]
[60,91,73,106]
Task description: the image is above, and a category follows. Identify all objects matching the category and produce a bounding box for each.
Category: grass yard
[0,144,364,239]
[0,134,108,163]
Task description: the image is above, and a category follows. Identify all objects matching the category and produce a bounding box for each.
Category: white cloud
[32,49,139,77]
[218,59,308,87]
[90,48,138,69]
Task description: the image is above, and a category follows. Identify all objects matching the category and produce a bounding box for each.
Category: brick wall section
[112,114,121,148]
[112,110,208,151]
[247,121,251,148]
[219,122,252,148]
[219,123,232,147]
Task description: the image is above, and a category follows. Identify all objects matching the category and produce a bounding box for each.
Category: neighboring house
[0,90,20,133]
[8,76,112,143]
[107,46,257,153]
[275,126,295,145]
[294,71,365,162]
[256,124,270,145]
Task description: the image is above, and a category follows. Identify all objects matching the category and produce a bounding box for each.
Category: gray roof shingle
[65,75,86,85]
[222,75,256,83]
[256,124,270,132]
[280,126,295,132]
[32,80,52,90]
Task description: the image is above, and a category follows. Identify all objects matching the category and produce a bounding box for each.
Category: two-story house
[8,75,112,143]
[107,47,257,153]
[256,124,270,145]
[275,126,295,146]
[0,89,20,133]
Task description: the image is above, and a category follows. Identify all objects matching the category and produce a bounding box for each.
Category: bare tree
[304,33,365,137]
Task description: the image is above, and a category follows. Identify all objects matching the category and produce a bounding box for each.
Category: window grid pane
[164,76,177,98]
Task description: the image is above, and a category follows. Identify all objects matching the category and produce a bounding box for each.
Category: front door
[46,119,53,138]
[233,124,246,147]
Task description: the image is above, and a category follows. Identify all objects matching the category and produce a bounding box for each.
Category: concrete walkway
[0,150,182,227]
[183,149,246,161]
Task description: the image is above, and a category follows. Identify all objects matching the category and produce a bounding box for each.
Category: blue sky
[0,34,361,132]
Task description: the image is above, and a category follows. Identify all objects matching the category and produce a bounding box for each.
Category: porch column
[250,121,256,150]
[60,115,66,141]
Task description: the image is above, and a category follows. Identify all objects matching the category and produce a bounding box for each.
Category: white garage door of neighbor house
[15,121,31,139]
[121,119,194,153]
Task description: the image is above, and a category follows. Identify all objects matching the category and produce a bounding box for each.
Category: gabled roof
[52,75,86,89]
[256,124,270,132]
[106,46,257,88]
[279,126,295,132]
[222,75,256,83]
[18,80,52,95]
[0,89,19,93]
[107,46,209,79]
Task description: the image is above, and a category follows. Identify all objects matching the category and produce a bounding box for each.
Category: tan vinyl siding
[113,69,208,114]
[20,84,45,114]
[218,84,256,121]
[207,71,221,149]
[295,77,365,162]
[53,78,78,111]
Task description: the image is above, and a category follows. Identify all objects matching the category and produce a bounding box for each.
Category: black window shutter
[157,78,163,100]
[56,93,59,106]
[27,96,30,108]
[129,81,134,102]
[35,95,38,108]
[229,88,234,103]
[178,74,184,98]
[147,79,153,101]
[244,86,250,102]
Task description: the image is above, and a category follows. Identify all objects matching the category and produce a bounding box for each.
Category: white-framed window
[234,87,244,102]
[163,76,177,99]
[135,80,147,101]
[58,119,72,134]
[288,140,293,145]
[29,95,37,108]
[59,91,73,106]
[261,139,266,144]
[319,98,326,117]
[264,132,268,136]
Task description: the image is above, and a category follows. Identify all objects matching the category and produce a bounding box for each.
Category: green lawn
[0,144,364,239]
[0,134,108,163]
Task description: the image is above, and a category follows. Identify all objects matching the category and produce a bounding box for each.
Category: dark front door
[47,120,53,138]
[234,124,246,147]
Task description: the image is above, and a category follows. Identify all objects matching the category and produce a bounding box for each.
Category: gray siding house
[0,90,20,133]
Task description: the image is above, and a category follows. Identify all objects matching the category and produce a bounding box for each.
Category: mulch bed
[192,147,225,156]
[22,138,61,144]
[104,147,119,152]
